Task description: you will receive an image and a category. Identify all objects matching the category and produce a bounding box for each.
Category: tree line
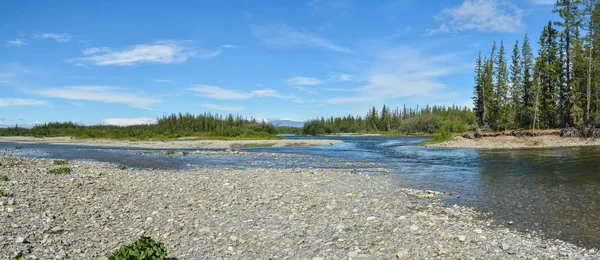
[0,113,280,140]
[473,0,600,131]
[302,104,475,135]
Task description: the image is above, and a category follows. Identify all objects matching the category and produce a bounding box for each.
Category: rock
[409,224,419,232]
[438,249,447,255]
[15,236,27,243]
[229,235,238,242]
[474,228,483,234]
[396,250,409,258]
[366,216,376,221]
[501,242,510,251]
[347,251,358,257]
[47,226,64,234]
[7,207,14,213]
[458,235,467,242]
[312,257,325,260]
[8,199,14,205]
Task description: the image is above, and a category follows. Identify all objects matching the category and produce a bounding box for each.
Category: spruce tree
[554,0,583,126]
[521,35,535,127]
[495,41,510,131]
[484,42,497,129]
[510,40,523,129]
[473,52,485,126]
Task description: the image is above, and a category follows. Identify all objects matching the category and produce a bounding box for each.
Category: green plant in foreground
[53,160,68,165]
[0,190,5,196]
[8,162,18,167]
[0,175,8,181]
[48,167,72,175]
[109,236,167,260]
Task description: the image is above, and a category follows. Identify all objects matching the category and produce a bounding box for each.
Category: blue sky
[1,0,558,127]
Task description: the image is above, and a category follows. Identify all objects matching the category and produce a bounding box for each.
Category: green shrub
[166,151,176,156]
[109,236,167,260]
[53,160,68,165]
[0,190,4,196]
[8,162,18,167]
[48,167,72,175]
[182,151,189,156]
[118,165,128,170]
[0,175,7,181]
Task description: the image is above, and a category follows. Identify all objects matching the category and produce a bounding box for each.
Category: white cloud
[285,76,322,86]
[201,104,244,112]
[428,0,524,35]
[38,86,159,109]
[5,39,26,47]
[323,46,470,105]
[151,79,174,83]
[100,117,157,126]
[252,23,351,53]
[0,98,47,107]
[188,85,253,100]
[328,73,354,81]
[36,33,72,42]
[324,97,371,104]
[188,85,294,100]
[220,44,239,49]
[70,40,205,66]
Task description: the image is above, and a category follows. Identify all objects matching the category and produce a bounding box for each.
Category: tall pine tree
[495,41,510,131]
[510,40,523,129]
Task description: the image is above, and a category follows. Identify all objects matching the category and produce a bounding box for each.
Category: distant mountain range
[270,120,305,128]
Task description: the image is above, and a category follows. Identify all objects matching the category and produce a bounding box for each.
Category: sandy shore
[0,136,342,149]
[1,155,598,259]
[430,135,600,149]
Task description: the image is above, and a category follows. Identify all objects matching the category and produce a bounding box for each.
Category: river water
[2,135,599,248]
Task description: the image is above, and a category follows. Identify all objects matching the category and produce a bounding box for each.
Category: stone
[396,250,409,258]
[409,224,419,232]
[347,251,358,257]
[366,216,376,221]
[312,257,325,260]
[458,235,467,242]
[501,242,510,251]
[8,199,14,205]
[15,236,27,243]
[7,207,14,213]
[474,228,483,234]
[48,226,64,234]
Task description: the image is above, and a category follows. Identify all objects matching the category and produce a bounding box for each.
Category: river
[1,135,599,248]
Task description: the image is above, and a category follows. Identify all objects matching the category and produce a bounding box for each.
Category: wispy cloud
[100,117,157,126]
[328,72,354,81]
[151,79,174,83]
[323,45,470,105]
[36,33,72,42]
[252,22,351,53]
[427,0,524,35]
[201,104,244,112]
[285,76,322,86]
[0,98,47,107]
[69,40,228,66]
[37,86,159,109]
[188,85,294,100]
[5,39,26,47]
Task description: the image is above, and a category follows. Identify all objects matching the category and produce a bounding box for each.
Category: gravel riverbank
[0,136,342,149]
[430,135,600,149]
[1,155,598,259]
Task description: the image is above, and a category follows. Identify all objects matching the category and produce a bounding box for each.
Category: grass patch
[417,131,459,146]
[118,165,128,170]
[48,167,72,175]
[8,162,18,167]
[0,175,7,181]
[109,236,167,260]
[166,150,176,156]
[182,151,189,156]
[53,160,68,165]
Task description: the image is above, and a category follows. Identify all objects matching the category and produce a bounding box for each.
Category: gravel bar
[0,155,598,259]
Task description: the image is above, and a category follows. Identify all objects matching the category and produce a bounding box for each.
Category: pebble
[1,155,598,259]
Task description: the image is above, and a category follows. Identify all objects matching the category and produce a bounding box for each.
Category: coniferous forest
[473,0,600,131]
